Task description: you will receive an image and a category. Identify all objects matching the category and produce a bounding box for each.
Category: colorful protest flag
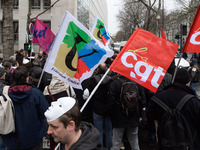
[44,11,114,89]
[32,18,55,54]
[110,28,178,93]
[182,4,200,53]
[90,16,110,46]
[162,28,167,40]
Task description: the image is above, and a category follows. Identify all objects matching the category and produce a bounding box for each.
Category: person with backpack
[87,63,113,150]
[108,75,146,150]
[0,66,7,150]
[147,68,200,150]
[1,66,49,150]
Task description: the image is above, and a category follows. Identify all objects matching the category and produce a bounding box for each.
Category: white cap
[23,59,29,64]
[44,97,76,122]
[82,88,89,100]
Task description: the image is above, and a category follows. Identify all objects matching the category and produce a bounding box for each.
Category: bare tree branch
[138,0,157,13]
[30,0,60,21]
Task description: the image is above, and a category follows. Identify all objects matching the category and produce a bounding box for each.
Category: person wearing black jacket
[147,68,200,150]
[87,63,113,150]
[109,75,146,150]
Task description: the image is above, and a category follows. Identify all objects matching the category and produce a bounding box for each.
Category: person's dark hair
[13,66,29,85]
[58,101,81,132]
[11,60,18,67]
[2,60,11,70]
[98,63,107,74]
[174,68,190,84]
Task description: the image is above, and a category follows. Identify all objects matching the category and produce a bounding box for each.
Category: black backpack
[119,79,139,116]
[151,94,194,150]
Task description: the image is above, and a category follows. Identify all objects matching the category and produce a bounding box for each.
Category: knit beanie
[174,68,190,84]
[0,66,5,77]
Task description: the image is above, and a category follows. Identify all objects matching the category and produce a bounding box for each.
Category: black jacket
[89,74,112,116]
[147,82,200,150]
[60,122,106,150]
[108,76,146,128]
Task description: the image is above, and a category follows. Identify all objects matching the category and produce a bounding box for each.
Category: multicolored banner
[44,11,114,89]
[110,28,178,93]
[182,4,200,53]
[90,16,110,46]
[32,18,55,54]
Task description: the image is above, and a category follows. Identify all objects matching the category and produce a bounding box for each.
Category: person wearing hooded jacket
[147,68,200,150]
[45,97,107,150]
[1,66,49,150]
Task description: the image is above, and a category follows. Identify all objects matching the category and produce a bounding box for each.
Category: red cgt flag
[32,18,55,54]
[110,28,178,93]
[162,28,167,40]
[182,4,200,53]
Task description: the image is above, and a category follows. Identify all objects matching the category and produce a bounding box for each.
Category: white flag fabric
[90,16,111,46]
[44,11,114,89]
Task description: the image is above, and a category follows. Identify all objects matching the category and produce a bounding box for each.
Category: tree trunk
[2,0,14,60]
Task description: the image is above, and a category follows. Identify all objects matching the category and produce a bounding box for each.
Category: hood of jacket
[8,83,33,103]
[67,122,101,150]
[93,74,112,85]
[43,76,71,95]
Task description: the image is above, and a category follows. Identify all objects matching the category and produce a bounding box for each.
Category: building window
[44,0,50,9]
[32,0,40,9]
[43,21,51,29]
[13,21,18,44]
[13,0,18,9]
[77,0,89,29]
[0,0,18,9]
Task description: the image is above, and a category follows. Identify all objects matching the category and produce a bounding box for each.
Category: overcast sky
[107,0,183,36]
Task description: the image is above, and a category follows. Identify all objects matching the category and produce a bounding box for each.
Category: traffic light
[175,34,180,39]
[24,42,31,51]
[182,25,187,36]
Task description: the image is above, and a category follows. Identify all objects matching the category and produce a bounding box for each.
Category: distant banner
[90,16,110,46]
[32,18,55,54]
[44,11,114,89]
[182,4,200,53]
[162,28,167,40]
[110,28,178,93]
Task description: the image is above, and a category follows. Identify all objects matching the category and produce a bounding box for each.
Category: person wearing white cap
[45,97,106,150]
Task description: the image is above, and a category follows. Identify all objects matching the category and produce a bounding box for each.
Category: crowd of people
[0,50,200,150]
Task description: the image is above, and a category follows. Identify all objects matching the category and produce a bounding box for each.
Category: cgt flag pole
[80,68,110,112]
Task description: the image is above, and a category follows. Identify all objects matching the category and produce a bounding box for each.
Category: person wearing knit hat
[174,68,191,85]
[147,68,200,150]
[0,66,5,78]
[45,97,105,150]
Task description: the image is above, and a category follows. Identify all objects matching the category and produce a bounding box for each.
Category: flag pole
[80,68,110,112]
[171,53,183,83]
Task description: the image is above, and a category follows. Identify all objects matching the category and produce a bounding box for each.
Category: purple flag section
[32,18,55,54]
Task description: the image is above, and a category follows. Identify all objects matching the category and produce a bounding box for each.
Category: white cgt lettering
[151,67,165,88]
[190,31,200,45]
[121,52,165,88]
[134,61,153,82]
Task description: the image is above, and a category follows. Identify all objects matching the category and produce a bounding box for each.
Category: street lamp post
[156,15,161,37]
